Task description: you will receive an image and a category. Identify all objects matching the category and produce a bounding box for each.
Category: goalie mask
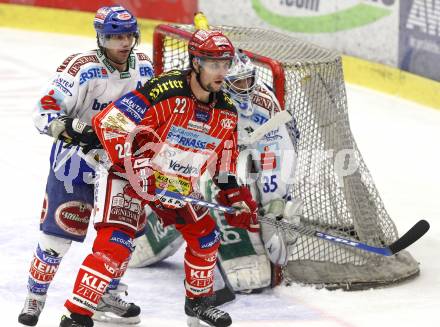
[224,51,257,116]
[93,6,140,51]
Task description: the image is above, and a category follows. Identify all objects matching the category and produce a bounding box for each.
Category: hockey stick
[213,261,236,307]
[156,189,236,213]
[156,189,430,257]
[258,216,429,256]
[243,110,292,144]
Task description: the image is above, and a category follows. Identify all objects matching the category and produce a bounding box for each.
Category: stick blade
[246,110,292,144]
[388,219,430,255]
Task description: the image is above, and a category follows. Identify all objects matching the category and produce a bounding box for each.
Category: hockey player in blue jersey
[18,6,153,326]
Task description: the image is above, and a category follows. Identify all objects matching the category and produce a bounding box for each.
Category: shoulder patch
[56,53,80,73]
[114,91,149,124]
[252,93,274,111]
[136,52,152,62]
[67,55,100,77]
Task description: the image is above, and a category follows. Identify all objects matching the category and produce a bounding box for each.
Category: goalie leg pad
[218,230,272,292]
[260,220,289,266]
[128,214,184,268]
[212,204,272,292]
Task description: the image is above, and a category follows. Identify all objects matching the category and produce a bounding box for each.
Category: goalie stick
[242,110,292,144]
[155,189,430,257]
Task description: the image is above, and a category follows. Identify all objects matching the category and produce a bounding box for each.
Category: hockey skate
[18,293,46,326]
[59,313,93,327]
[185,295,232,327]
[92,283,141,324]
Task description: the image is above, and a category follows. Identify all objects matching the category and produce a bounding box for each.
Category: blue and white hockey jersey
[233,83,299,205]
[32,49,153,190]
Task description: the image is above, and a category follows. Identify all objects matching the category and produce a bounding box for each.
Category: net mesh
[154,24,419,289]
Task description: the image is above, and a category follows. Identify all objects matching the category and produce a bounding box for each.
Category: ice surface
[0,28,438,326]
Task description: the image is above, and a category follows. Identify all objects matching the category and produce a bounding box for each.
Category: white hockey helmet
[224,50,257,111]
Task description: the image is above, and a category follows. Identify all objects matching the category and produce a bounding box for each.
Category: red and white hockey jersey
[92,70,239,203]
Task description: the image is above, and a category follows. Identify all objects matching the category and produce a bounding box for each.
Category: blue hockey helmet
[93,6,139,48]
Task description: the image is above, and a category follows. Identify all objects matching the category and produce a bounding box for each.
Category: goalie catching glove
[216,186,259,232]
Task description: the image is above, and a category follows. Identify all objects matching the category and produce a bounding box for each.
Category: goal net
[152,24,420,290]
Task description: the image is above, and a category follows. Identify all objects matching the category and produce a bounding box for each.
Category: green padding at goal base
[1,3,440,111]
[0,3,164,45]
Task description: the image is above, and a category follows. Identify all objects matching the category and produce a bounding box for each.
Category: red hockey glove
[216,186,259,233]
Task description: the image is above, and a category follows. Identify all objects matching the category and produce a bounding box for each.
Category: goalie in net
[130,22,421,292]
[129,49,301,302]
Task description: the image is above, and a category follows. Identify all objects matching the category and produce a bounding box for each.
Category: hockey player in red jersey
[129,50,302,305]
[59,29,258,327]
[18,6,153,327]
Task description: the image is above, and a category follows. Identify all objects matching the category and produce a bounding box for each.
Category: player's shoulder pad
[139,70,190,104]
[56,50,100,78]
[216,91,237,115]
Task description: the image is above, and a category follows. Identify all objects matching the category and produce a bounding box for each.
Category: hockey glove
[216,186,259,233]
[113,157,157,204]
[60,117,102,154]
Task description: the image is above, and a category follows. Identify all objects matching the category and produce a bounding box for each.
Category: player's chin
[117,50,131,61]
[209,81,224,92]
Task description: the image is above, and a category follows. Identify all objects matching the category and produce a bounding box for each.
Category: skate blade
[92,311,141,325]
[187,316,219,327]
